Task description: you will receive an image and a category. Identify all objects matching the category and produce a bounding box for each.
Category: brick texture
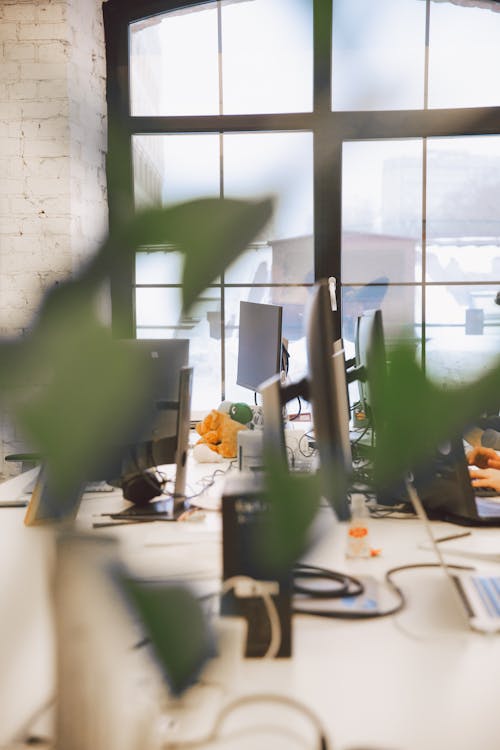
[0,0,108,473]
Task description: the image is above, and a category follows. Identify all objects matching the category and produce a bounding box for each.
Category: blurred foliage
[372,342,500,490]
[6,302,155,508]
[90,198,273,313]
[4,118,500,696]
[0,197,272,513]
[0,193,273,695]
[119,577,214,697]
[257,451,322,576]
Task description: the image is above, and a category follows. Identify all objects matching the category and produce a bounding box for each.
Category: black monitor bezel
[305,280,352,520]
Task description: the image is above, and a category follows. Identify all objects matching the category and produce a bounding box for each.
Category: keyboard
[475,486,500,497]
[84,481,115,493]
[471,575,500,618]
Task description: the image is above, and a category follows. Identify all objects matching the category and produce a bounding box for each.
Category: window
[104,0,500,408]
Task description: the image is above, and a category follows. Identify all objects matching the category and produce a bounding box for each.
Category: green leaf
[10,296,156,506]
[372,343,500,489]
[1,195,272,511]
[178,198,274,310]
[256,452,323,575]
[99,197,274,311]
[119,577,214,697]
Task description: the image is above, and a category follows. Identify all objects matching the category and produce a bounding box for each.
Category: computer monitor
[24,340,192,524]
[260,373,288,467]
[119,365,193,500]
[109,363,194,522]
[237,301,283,393]
[123,338,190,444]
[354,309,387,434]
[306,280,352,520]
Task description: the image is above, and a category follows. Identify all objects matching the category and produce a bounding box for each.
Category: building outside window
[104,0,500,411]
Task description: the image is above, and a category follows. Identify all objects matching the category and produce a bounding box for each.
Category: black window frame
[103,0,500,355]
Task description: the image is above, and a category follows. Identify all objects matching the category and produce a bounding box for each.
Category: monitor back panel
[122,339,189,441]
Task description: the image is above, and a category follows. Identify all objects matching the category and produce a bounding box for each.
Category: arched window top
[128,0,313,117]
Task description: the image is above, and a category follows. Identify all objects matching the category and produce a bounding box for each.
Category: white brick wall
[0,0,108,473]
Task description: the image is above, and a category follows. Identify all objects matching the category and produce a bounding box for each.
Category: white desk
[2,462,500,750]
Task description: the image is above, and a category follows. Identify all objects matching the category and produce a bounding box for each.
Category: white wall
[0,0,108,472]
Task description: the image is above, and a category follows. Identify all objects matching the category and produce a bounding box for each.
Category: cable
[293,563,364,599]
[369,503,416,518]
[281,340,290,375]
[8,694,56,747]
[185,462,235,504]
[292,563,396,619]
[289,395,302,421]
[385,561,475,612]
[434,531,472,544]
[161,692,329,749]
[350,422,372,446]
[291,561,474,620]
[298,430,316,458]
[221,576,282,659]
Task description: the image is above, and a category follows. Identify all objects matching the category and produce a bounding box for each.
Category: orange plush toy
[195,409,247,459]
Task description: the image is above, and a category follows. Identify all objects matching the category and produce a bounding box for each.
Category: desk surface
[2,459,500,750]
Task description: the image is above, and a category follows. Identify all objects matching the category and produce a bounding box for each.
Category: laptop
[405,477,500,634]
[0,465,41,508]
[413,438,500,527]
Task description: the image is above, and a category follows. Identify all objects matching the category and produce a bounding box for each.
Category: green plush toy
[228,402,254,425]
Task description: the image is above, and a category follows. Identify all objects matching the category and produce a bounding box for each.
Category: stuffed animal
[194,408,247,459]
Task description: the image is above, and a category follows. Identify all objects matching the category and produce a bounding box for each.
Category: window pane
[133,133,220,285]
[132,134,220,209]
[221,0,313,114]
[135,287,183,330]
[425,285,500,386]
[224,132,314,283]
[428,3,500,109]
[343,283,422,412]
[136,251,184,286]
[130,4,219,116]
[132,135,165,208]
[136,287,222,411]
[426,136,500,283]
[341,284,420,348]
[332,0,426,111]
[224,286,308,404]
[129,0,312,117]
[133,132,313,285]
[342,140,422,285]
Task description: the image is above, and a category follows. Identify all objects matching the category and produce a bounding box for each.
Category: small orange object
[348,526,368,538]
[370,548,382,557]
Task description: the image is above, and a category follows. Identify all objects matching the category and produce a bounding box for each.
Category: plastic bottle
[346,495,371,558]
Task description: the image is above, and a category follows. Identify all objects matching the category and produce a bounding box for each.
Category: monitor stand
[109,366,194,523]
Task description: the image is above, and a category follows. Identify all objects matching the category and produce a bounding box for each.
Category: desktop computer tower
[221,473,292,658]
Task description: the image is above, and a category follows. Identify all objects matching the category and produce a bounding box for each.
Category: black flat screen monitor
[116,364,194,520]
[260,373,288,466]
[24,339,192,525]
[355,309,387,434]
[237,301,283,393]
[114,338,192,521]
[306,280,352,520]
[124,338,190,444]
